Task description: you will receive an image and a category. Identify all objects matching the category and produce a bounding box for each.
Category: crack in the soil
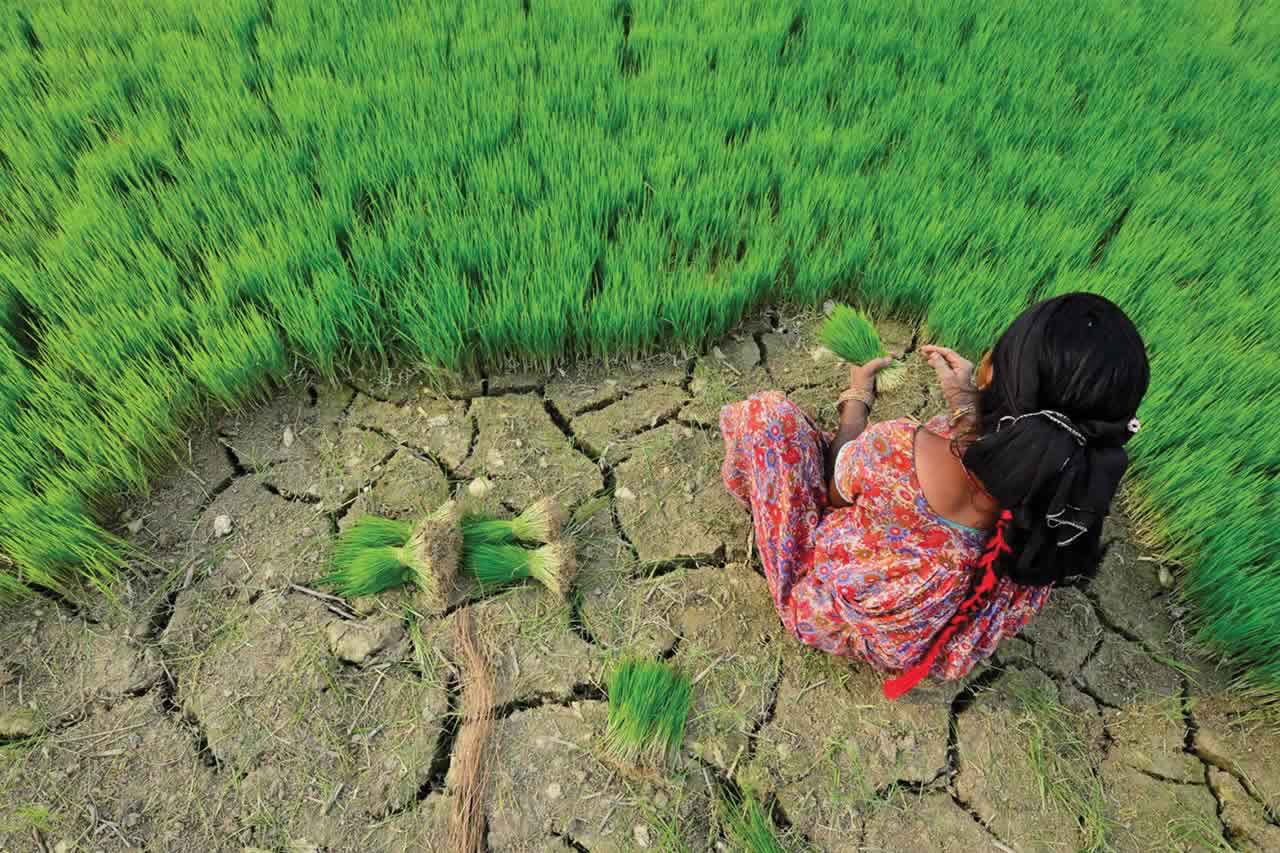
[744,657,782,765]
[484,379,547,397]
[1134,766,1208,787]
[193,474,236,519]
[692,755,813,849]
[945,665,1006,776]
[1183,679,1280,827]
[353,424,463,486]
[0,707,85,747]
[1071,677,1122,711]
[325,445,401,531]
[1203,760,1237,850]
[575,407,689,463]
[384,669,462,816]
[539,397,642,564]
[1077,584,1155,651]
[461,403,480,468]
[156,672,222,771]
[138,586,182,642]
[568,593,600,646]
[554,831,591,852]
[873,774,947,800]
[218,438,252,477]
[949,789,1016,850]
[633,550,729,581]
[674,417,719,436]
[492,682,608,720]
[678,356,696,394]
[752,331,769,370]
[259,481,322,505]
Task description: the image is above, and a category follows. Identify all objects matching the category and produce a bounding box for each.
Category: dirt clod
[327,617,407,665]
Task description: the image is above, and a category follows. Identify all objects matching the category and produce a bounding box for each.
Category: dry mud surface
[2,313,1276,853]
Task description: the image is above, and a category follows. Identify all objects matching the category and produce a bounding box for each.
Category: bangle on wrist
[949,404,975,426]
[838,387,875,415]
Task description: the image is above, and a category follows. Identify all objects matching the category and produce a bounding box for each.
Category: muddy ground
[2,311,1277,853]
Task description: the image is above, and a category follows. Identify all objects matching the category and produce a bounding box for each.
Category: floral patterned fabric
[720,391,1050,681]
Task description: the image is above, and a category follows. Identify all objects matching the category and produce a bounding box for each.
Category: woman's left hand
[849,357,896,395]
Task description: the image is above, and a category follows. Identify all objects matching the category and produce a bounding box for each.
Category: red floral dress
[720,391,1050,681]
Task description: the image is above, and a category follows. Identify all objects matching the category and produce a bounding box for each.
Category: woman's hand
[849,357,896,395]
[921,345,976,408]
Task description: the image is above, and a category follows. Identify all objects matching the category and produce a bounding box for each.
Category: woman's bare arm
[826,399,870,508]
[825,357,894,508]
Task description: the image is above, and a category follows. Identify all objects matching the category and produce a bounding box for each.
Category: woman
[720,293,1149,698]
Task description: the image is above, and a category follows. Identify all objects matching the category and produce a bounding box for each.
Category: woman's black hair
[961,292,1150,586]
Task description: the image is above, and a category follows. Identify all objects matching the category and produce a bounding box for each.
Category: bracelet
[949,404,975,426]
[838,388,875,415]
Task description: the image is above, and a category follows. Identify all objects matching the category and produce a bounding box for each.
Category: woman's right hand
[921,345,976,407]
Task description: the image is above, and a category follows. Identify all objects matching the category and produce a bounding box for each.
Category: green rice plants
[320,503,462,612]
[717,789,789,853]
[330,515,414,573]
[817,304,906,392]
[0,0,1276,705]
[321,547,414,599]
[603,659,692,769]
[461,498,566,550]
[461,542,577,599]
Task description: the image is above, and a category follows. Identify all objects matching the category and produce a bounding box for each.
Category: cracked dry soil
[3,311,1277,853]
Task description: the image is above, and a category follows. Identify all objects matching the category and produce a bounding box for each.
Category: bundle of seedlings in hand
[603,659,692,769]
[319,503,461,613]
[461,497,566,550]
[818,304,906,392]
[462,542,576,598]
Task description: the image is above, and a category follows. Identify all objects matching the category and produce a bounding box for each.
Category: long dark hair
[962,293,1149,586]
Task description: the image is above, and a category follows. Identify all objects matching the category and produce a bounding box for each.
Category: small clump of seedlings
[320,502,461,612]
[461,497,566,549]
[461,542,576,599]
[718,788,789,853]
[818,303,906,392]
[603,659,692,770]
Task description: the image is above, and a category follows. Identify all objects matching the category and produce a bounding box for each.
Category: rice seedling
[461,542,577,599]
[817,304,906,392]
[319,547,413,599]
[717,789,790,853]
[461,497,566,550]
[320,503,461,612]
[603,659,692,769]
[330,516,414,574]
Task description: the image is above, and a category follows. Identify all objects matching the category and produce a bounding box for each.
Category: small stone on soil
[212,514,233,537]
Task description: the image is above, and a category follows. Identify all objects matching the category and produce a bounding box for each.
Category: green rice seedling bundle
[320,503,461,612]
[718,789,788,853]
[603,659,692,769]
[461,542,576,599]
[817,305,906,392]
[329,515,415,575]
[461,498,566,550]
